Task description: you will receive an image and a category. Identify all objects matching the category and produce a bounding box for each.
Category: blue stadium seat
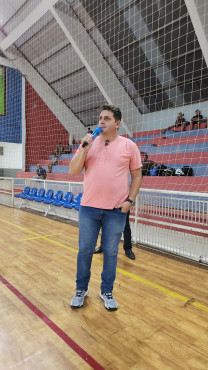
[20,187,37,199]
[63,193,83,210]
[44,190,63,205]
[44,190,63,216]
[53,191,73,207]
[35,189,53,203]
[19,187,37,208]
[27,188,45,201]
[14,186,30,198]
[33,188,45,201]
[75,198,83,211]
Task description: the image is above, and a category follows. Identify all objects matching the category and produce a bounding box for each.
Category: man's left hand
[115,201,132,213]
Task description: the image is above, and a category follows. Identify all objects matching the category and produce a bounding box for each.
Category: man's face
[143,155,148,161]
[98,110,120,133]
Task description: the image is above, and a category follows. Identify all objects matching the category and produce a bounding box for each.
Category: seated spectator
[64,144,72,154]
[189,109,208,130]
[161,112,187,133]
[47,163,52,173]
[47,153,58,173]
[87,127,93,134]
[142,154,157,176]
[51,153,58,165]
[55,142,64,156]
[34,164,47,180]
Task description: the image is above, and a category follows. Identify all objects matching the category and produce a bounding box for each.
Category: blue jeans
[76,206,126,292]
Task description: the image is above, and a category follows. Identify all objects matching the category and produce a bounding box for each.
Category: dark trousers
[123,211,132,251]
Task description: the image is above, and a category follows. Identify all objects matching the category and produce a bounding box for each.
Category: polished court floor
[0,205,208,369]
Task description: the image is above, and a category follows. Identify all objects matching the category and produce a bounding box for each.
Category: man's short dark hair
[100,104,122,121]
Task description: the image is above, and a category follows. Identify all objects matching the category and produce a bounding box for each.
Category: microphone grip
[82,127,102,148]
[82,141,88,148]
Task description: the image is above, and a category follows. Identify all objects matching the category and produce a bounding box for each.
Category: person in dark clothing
[94,211,135,260]
[64,144,72,154]
[142,154,157,176]
[161,112,187,133]
[33,164,47,179]
[87,127,93,134]
[189,109,208,130]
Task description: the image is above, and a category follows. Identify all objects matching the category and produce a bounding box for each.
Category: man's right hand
[81,134,93,151]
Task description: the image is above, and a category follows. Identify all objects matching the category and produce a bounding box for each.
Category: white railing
[0,178,207,264]
[132,189,208,264]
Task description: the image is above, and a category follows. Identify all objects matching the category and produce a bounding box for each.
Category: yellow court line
[1,216,208,313]
[116,268,208,313]
[0,217,77,253]
[21,233,62,241]
[41,236,77,253]
[0,217,38,236]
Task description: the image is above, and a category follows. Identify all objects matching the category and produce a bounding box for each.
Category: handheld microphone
[82,127,102,148]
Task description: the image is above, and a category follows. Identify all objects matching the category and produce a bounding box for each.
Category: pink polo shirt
[74,136,142,209]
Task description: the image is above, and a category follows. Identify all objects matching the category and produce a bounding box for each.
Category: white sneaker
[71,287,89,308]
[100,291,118,311]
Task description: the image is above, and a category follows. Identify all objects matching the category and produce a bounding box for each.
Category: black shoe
[93,246,103,254]
[125,249,135,260]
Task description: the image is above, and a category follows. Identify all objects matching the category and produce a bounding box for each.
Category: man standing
[69,104,142,310]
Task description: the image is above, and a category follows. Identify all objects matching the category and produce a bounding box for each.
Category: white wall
[0,75,25,172]
[0,142,23,169]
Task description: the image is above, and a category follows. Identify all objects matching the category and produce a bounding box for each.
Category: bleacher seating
[134,127,208,189]
[16,128,208,192]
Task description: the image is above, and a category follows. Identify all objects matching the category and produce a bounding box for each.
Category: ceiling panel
[51,69,97,97]
[65,88,105,113]
[36,45,84,83]
[18,19,69,65]
[1,0,41,34]
[15,11,54,48]
[76,108,100,126]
